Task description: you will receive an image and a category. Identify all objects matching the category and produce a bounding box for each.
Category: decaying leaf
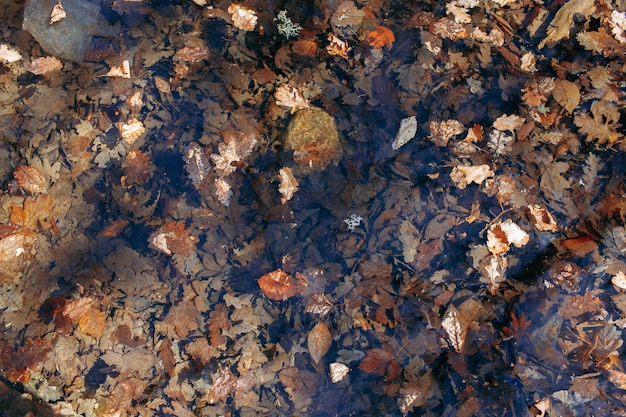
[278,167,299,202]
[211,132,258,176]
[183,142,211,188]
[207,367,237,404]
[174,45,210,63]
[449,164,493,189]
[307,322,332,364]
[14,165,48,194]
[227,3,257,31]
[103,378,138,416]
[0,43,22,63]
[487,219,529,255]
[367,25,395,49]
[326,34,350,59]
[120,118,145,144]
[78,307,106,337]
[104,60,131,78]
[528,205,558,232]
[429,119,464,146]
[214,177,233,206]
[358,348,400,380]
[492,114,525,132]
[329,362,349,383]
[257,269,303,301]
[392,116,417,150]
[148,222,199,257]
[50,1,66,24]
[538,0,596,48]
[274,85,311,114]
[442,305,469,353]
[29,56,62,74]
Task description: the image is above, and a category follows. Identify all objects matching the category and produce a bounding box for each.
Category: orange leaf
[307,322,332,364]
[14,165,47,194]
[367,25,395,49]
[358,348,400,380]
[560,236,598,256]
[78,308,106,337]
[257,269,302,301]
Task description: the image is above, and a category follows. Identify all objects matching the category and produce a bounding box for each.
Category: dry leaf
[429,119,464,146]
[207,367,237,404]
[174,45,210,63]
[367,25,395,49]
[327,34,350,59]
[0,43,22,63]
[358,348,400,380]
[278,167,299,201]
[228,3,258,31]
[552,79,580,113]
[14,165,48,194]
[214,177,233,206]
[528,205,558,232]
[257,269,303,301]
[183,142,211,188]
[127,90,143,113]
[492,114,525,132]
[102,220,130,238]
[442,305,469,353]
[104,60,131,78]
[29,56,62,74]
[50,2,66,24]
[449,164,493,189]
[148,222,199,257]
[539,0,596,48]
[120,118,145,144]
[487,219,529,255]
[329,363,349,383]
[392,116,417,150]
[78,308,106,337]
[104,379,138,415]
[307,322,332,364]
[611,271,626,291]
[274,85,311,114]
[122,150,153,186]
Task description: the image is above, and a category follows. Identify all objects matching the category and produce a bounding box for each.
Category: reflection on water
[1,0,626,415]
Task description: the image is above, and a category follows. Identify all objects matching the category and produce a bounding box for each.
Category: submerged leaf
[257,269,303,301]
[307,322,332,364]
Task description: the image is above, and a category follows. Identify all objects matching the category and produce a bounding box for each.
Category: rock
[22,0,100,62]
[283,107,342,175]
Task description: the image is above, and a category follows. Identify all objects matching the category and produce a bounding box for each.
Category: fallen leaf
[120,118,145,144]
[102,219,130,237]
[257,269,303,301]
[104,60,131,78]
[148,222,199,257]
[174,45,210,63]
[359,347,400,380]
[0,43,22,63]
[278,167,299,202]
[492,114,525,132]
[329,362,349,383]
[307,322,332,364]
[29,56,62,74]
[392,116,418,150]
[552,79,580,113]
[207,367,237,404]
[449,164,493,189]
[50,1,66,24]
[442,305,469,353]
[560,236,598,256]
[367,25,395,49]
[487,219,529,255]
[528,205,558,232]
[538,0,596,48]
[274,85,311,114]
[327,34,350,59]
[14,165,48,194]
[228,3,258,31]
[214,177,233,206]
[78,307,106,337]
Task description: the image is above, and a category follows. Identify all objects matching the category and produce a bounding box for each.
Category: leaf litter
[1,0,626,416]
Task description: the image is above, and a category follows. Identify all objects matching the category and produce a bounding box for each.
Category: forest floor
[1,0,626,416]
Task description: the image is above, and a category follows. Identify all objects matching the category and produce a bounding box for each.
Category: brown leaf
[148,222,198,257]
[122,150,153,186]
[105,378,138,415]
[307,322,332,364]
[157,338,175,376]
[9,194,55,231]
[552,79,580,113]
[278,167,299,201]
[102,219,130,238]
[442,305,469,353]
[227,3,257,31]
[257,269,303,301]
[63,297,98,323]
[207,367,237,404]
[49,1,66,23]
[358,348,400,380]
[29,56,62,74]
[174,45,210,63]
[278,367,320,397]
[14,165,47,194]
